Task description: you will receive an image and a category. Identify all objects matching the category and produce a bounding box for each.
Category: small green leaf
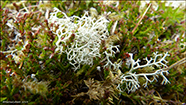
[76,65,89,76]
[0,97,7,102]
[104,69,110,79]
[57,12,64,18]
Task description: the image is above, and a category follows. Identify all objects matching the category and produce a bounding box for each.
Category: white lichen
[48,7,120,71]
[117,52,170,92]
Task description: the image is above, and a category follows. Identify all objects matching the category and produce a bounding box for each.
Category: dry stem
[132,3,151,34]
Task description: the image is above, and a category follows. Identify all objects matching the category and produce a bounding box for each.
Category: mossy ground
[0,1,186,105]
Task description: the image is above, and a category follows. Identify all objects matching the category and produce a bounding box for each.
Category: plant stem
[132,3,151,34]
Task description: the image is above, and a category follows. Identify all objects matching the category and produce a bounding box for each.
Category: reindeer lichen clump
[118,52,170,92]
[47,6,173,94]
[48,7,121,71]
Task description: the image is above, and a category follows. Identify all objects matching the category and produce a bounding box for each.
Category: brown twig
[132,3,151,34]
[162,57,186,71]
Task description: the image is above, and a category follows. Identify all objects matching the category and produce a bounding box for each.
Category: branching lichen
[48,7,120,71]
